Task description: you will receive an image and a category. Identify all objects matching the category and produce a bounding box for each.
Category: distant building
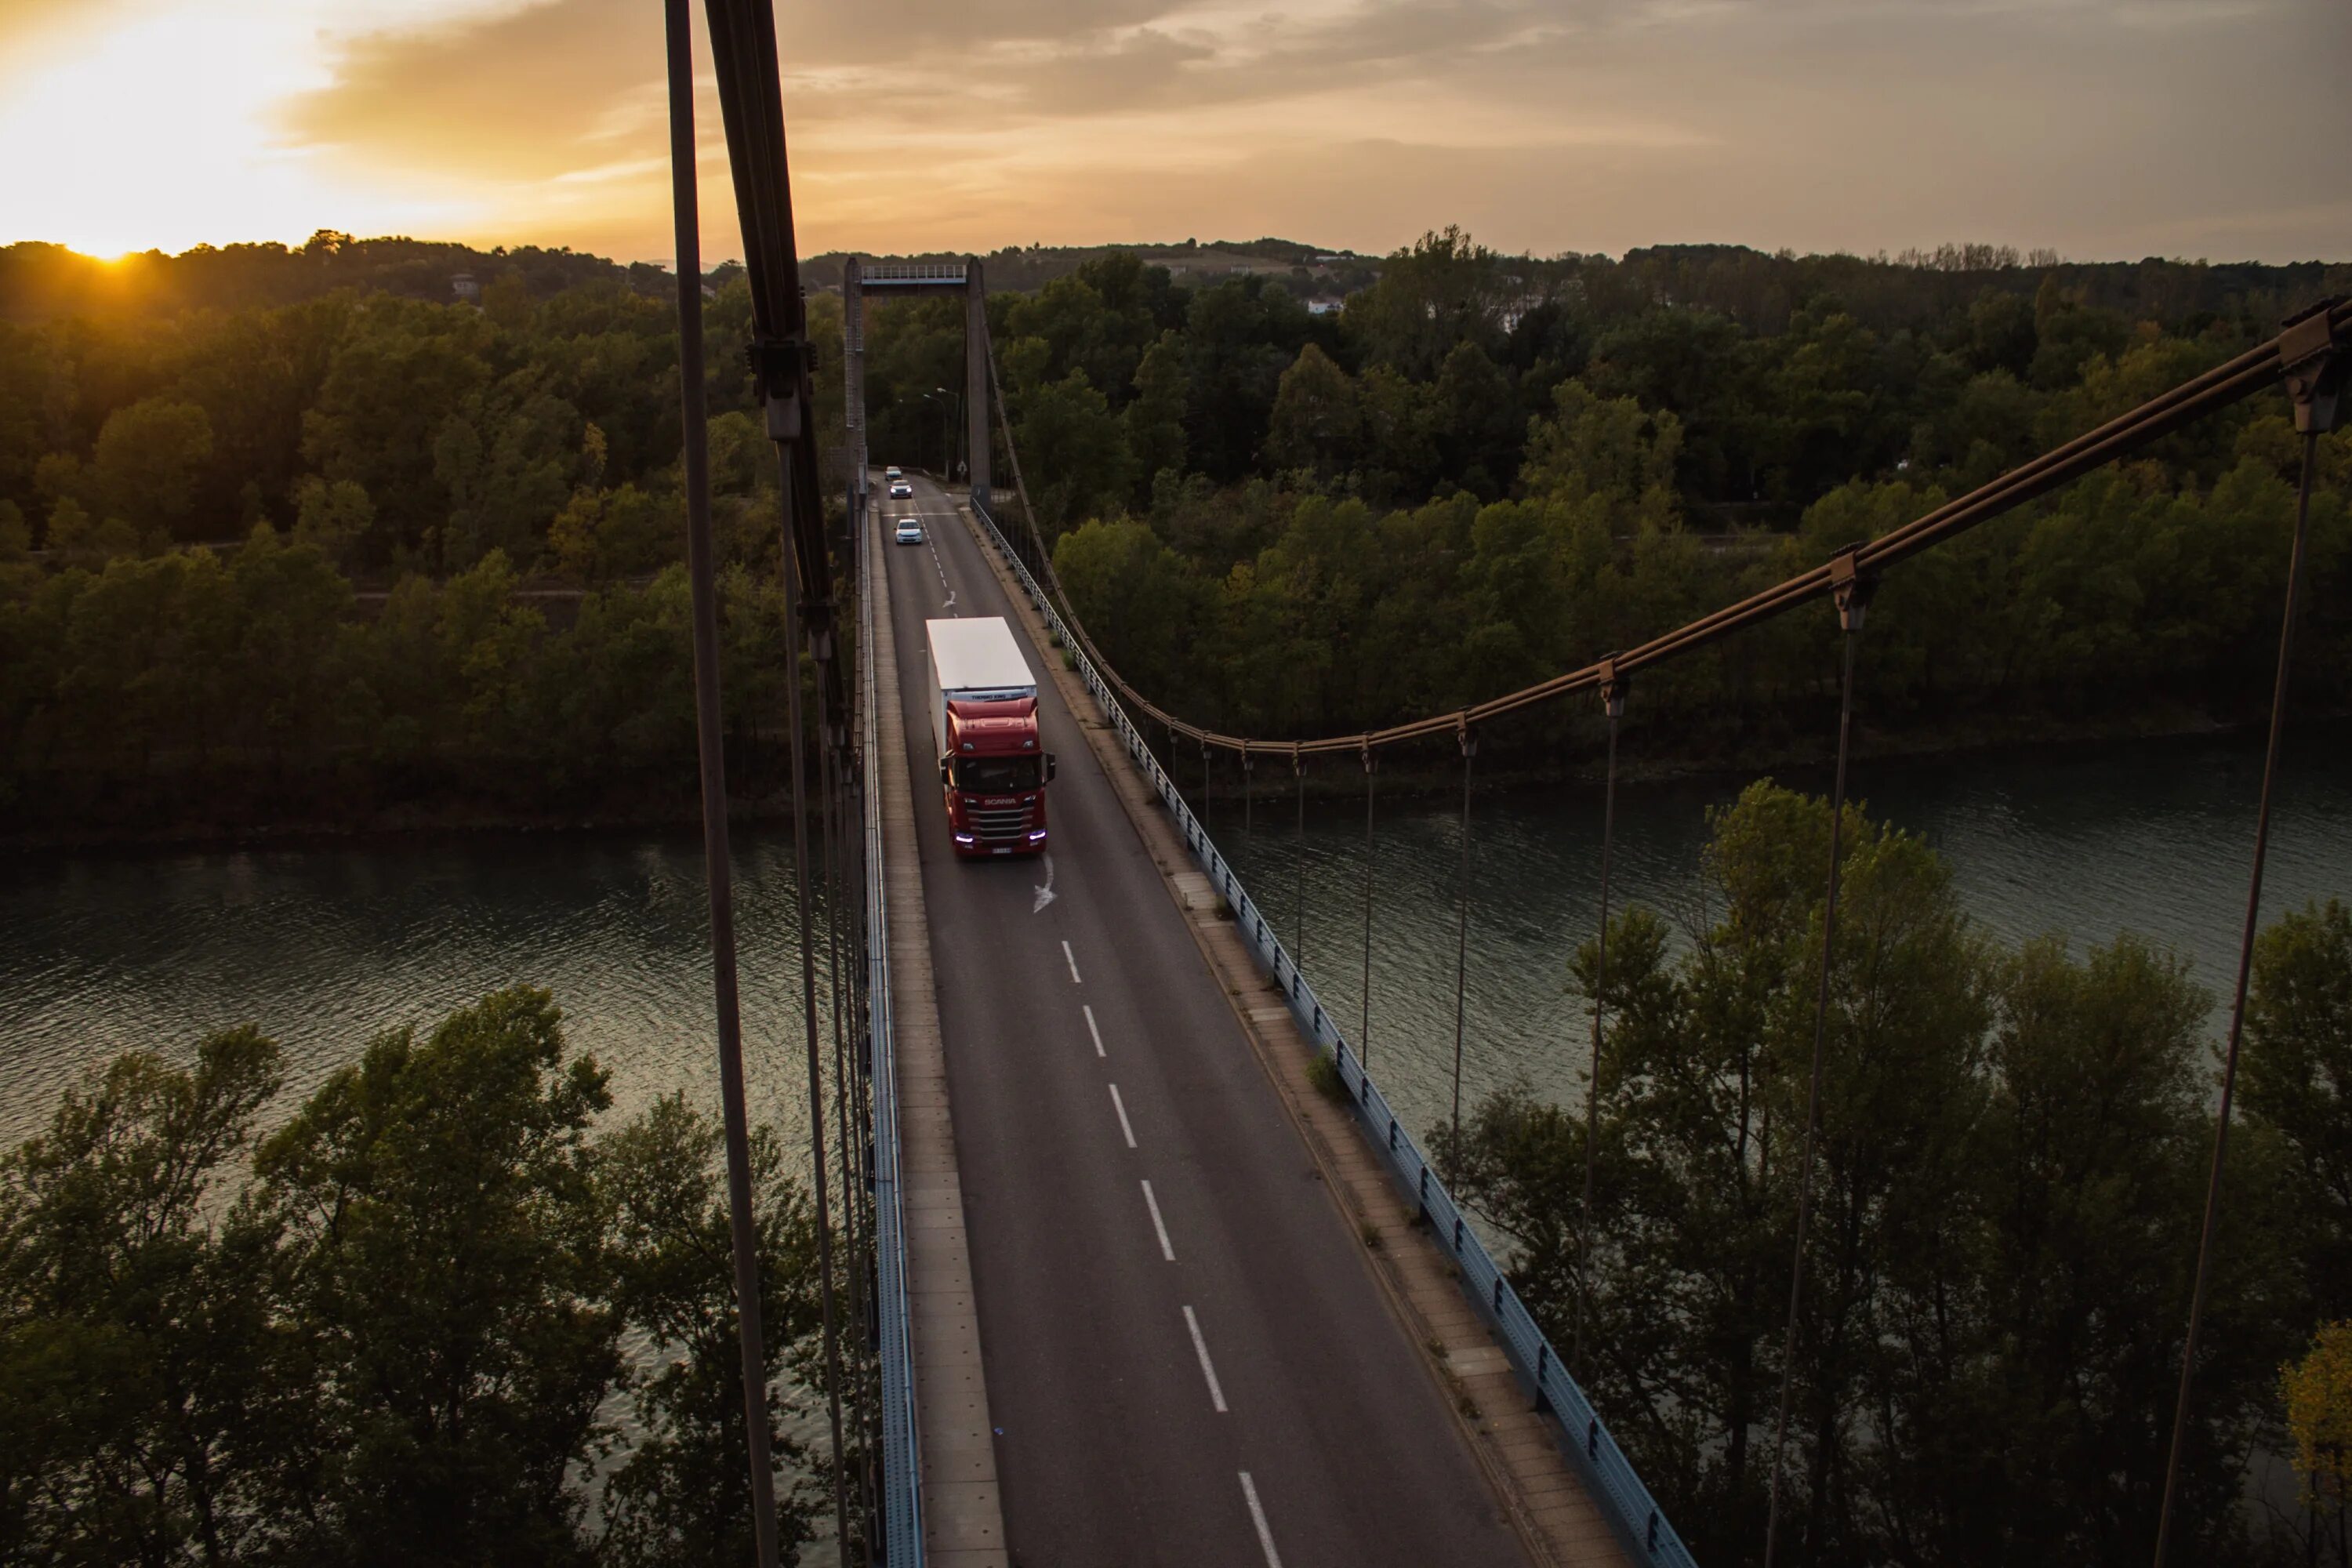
[1306,299,1343,316]
[450,272,481,306]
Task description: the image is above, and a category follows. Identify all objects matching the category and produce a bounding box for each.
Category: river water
[1218,722,2352,1149]
[4,727,2350,1167]
[0,830,844,1153]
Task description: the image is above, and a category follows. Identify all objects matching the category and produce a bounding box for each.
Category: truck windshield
[956,756,1041,793]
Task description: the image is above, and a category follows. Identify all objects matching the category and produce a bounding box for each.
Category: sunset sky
[2,0,2345,265]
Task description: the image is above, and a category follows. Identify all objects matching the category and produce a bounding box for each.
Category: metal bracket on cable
[748,332,817,438]
[1829,543,1878,633]
[2279,296,2347,434]
[1598,654,1628,720]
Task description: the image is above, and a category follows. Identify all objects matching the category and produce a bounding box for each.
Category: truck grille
[968,802,1033,843]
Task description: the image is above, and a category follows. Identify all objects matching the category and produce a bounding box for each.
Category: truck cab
[938,699,1054,856]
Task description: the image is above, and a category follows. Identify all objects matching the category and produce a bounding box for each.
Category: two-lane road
[880,475,1526,1566]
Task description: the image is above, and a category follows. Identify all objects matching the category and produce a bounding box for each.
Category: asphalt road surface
[880,474,1528,1568]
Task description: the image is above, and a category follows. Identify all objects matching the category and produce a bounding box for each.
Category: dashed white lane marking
[1239,1472,1283,1567]
[1032,854,1056,913]
[1183,1305,1229,1414]
[1176,1307,1232,1420]
[1083,1004,1105,1058]
[1062,940,1081,984]
[1108,1083,1136,1149]
[1141,1179,1174,1261]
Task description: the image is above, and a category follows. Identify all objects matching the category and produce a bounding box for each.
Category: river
[1218,722,2352,1149]
[4,727,2350,1166]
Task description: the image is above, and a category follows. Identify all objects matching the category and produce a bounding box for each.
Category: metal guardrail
[861,262,971,284]
[862,507,923,1563]
[968,494,1700,1568]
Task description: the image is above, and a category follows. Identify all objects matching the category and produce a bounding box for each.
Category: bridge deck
[879,474,1537,1566]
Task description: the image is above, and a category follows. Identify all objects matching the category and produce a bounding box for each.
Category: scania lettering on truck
[926,617,1056,857]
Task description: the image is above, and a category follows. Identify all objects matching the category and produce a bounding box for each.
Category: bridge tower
[840,255,991,507]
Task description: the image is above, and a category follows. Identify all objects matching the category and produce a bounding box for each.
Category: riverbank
[1164,695,2344,807]
[13,694,2339,853]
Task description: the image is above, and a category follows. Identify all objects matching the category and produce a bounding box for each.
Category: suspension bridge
[658,3,2350,1564]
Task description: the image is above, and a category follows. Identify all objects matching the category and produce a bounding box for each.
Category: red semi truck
[926,617,1055,857]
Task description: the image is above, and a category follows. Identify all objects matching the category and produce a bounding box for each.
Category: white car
[895,521,925,545]
[889,481,913,499]
[884,466,902,481]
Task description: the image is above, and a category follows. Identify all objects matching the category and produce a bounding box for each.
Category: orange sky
[2,0,2346,264]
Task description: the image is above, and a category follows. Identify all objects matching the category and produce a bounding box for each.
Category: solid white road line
[1083,1004,1105,1058]
[1238,1472,1284,1567]
[1108,1083,1136,1149]
[1062,940,1082,984]
[1183,1305,1229,1414]
[1141,1179,1174,1261]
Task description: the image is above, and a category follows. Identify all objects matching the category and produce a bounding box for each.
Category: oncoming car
[895,519,925,545]
[889,481,913,499]
[884,465,902,481]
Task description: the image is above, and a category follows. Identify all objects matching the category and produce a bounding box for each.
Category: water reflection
[0,829,847,1155]
[1224,724,2352,1153]
[2,728,2347,1173]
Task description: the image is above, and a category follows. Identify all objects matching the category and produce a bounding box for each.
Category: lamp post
[920,387,953,478]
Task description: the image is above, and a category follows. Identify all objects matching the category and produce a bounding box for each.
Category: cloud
[10,0,2343,261]
[282,0,665,183]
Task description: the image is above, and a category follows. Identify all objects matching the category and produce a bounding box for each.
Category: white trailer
[925,618,1036,761]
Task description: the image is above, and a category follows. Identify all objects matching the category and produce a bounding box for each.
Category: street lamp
[918,387,955,478]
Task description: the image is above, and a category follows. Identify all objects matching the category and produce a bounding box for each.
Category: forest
[1437,784,2352,1566]
[1,229,2346,837]
[0,988,838,1566]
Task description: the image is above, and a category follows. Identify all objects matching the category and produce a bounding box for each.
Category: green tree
[89,397,214,539]
[2247,899,2352,1315]
[291,474,374,566]
[301,311,494,565]
[0,1027,295,1566]
[2282,1322,2352,1565]
[1014,369,1134,539]
[253,987,619,1566]
[1053,517,1207,698]
[435,385,585,572]
[598,1094,824,1566]
[1264,343,1361,480]
[1344,225,1501,379]
[1121,330,1189,495]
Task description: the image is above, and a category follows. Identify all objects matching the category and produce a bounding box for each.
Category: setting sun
[0,4,463,258]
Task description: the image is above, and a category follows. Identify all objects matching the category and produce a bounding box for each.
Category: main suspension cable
[983,307,2346,764]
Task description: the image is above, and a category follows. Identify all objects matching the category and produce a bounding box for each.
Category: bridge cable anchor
[2279,296,2347,434]
[747,332,818,438]
[1828,543,1878,633]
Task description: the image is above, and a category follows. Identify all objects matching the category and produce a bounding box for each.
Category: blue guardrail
[863,510,923,1564]
[970,495,1700,1568]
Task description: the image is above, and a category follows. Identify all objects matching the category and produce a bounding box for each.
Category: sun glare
[0,5,466,257]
